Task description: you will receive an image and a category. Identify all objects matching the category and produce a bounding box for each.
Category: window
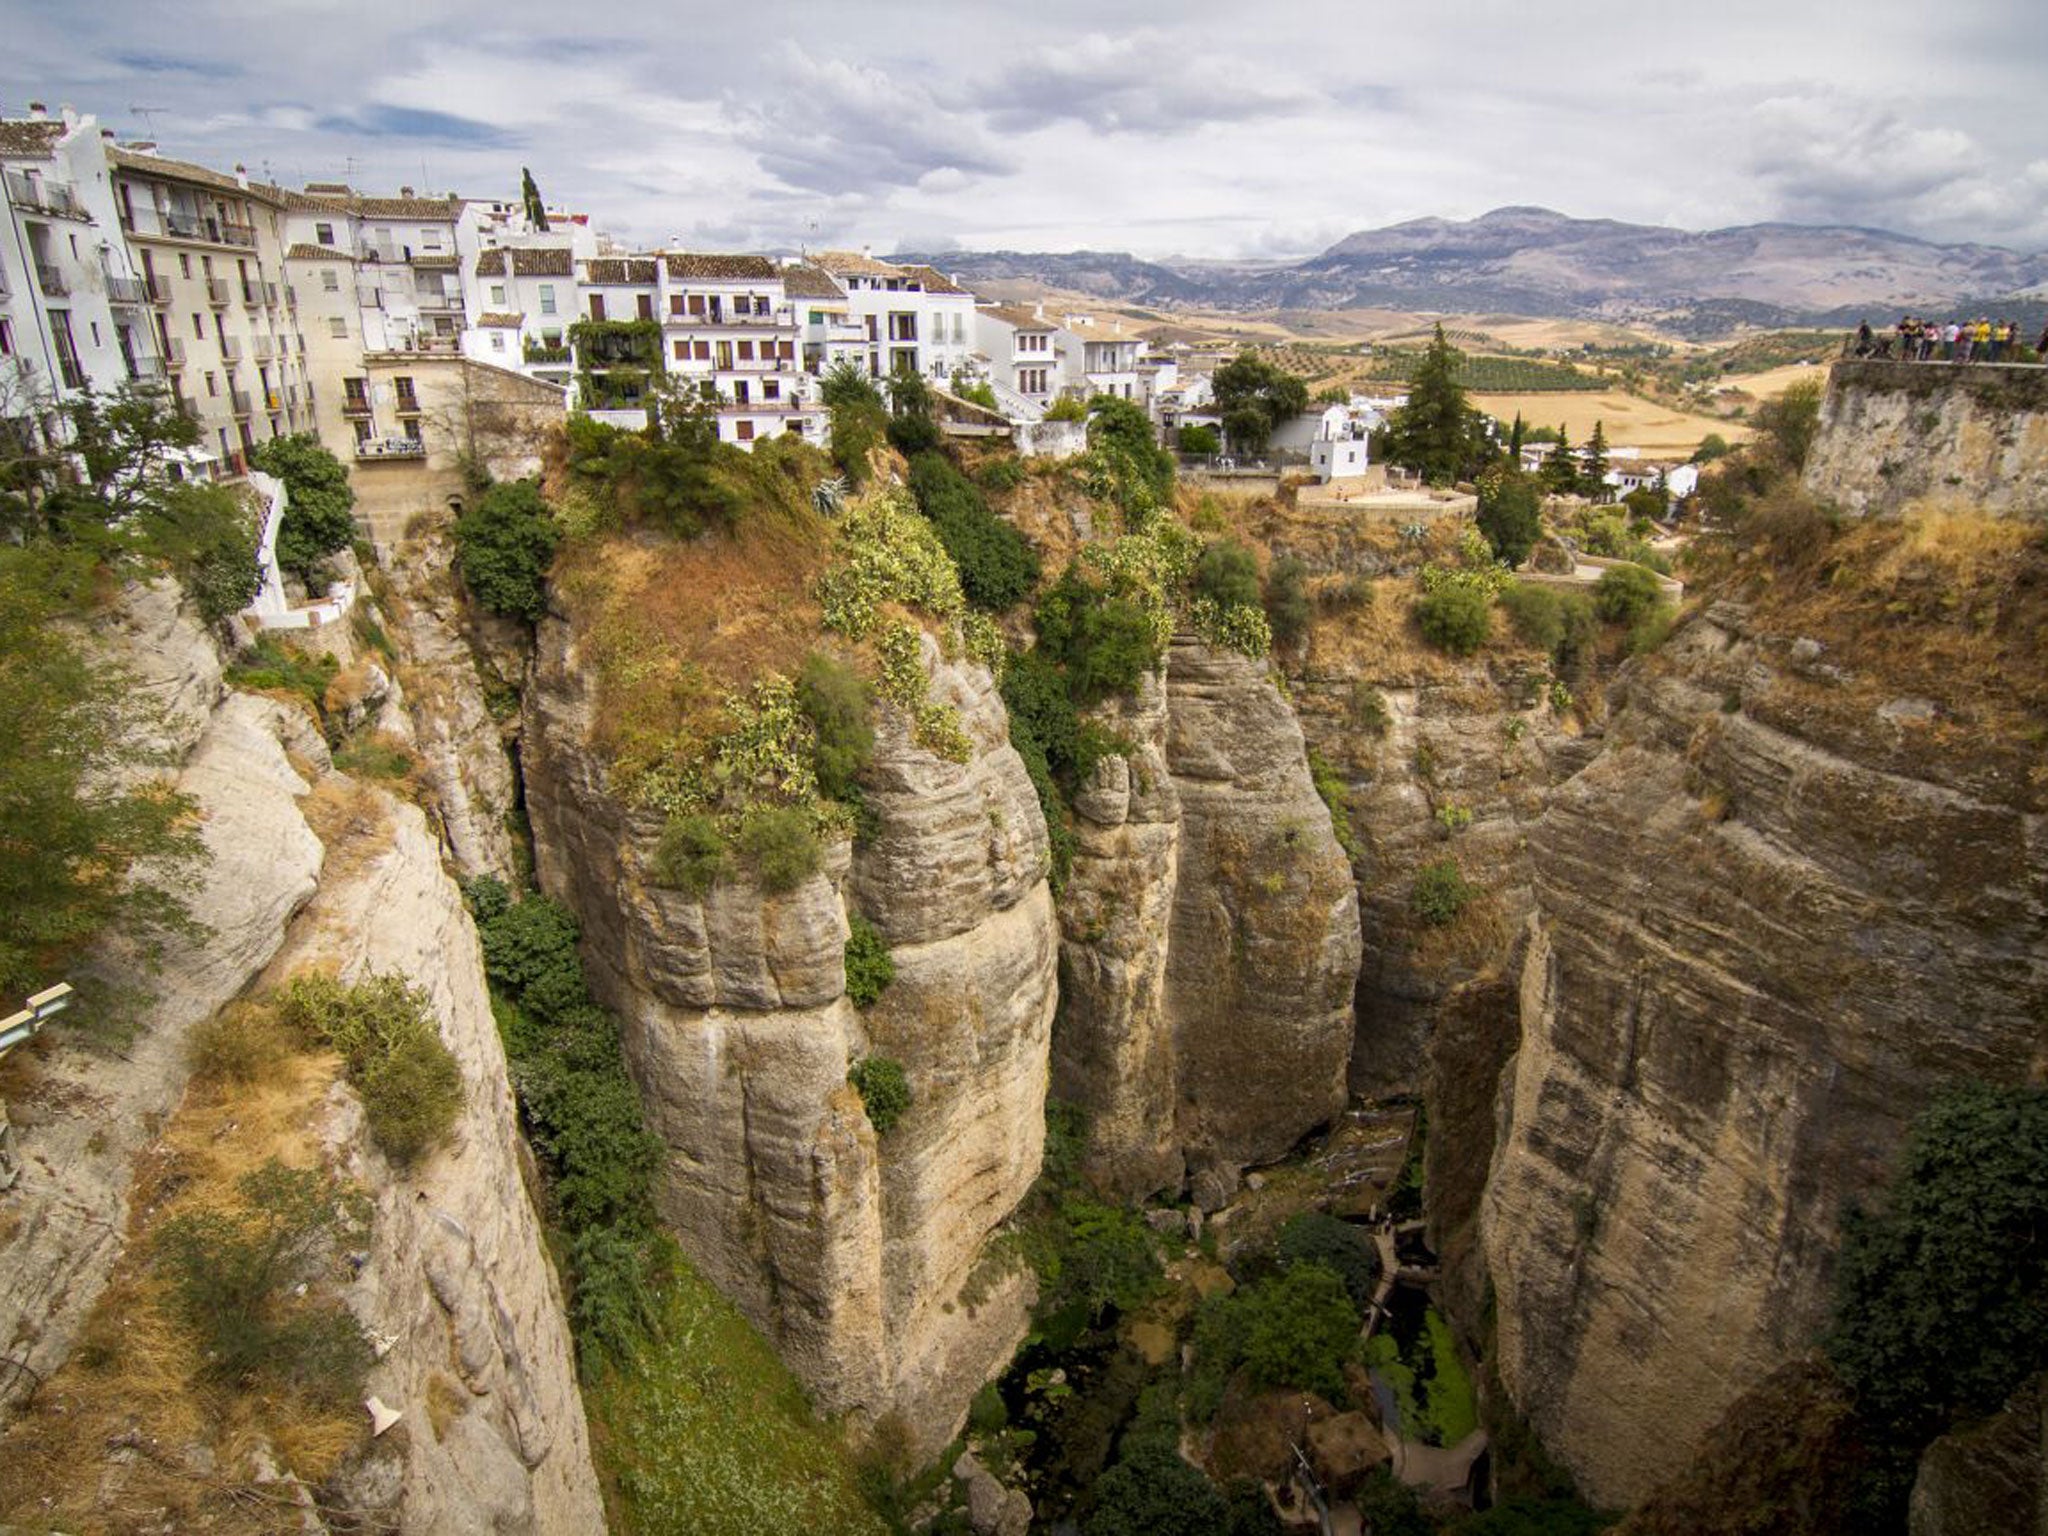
[737,340,754,361]
[673,340,687,361]
[588,294,606,321]
[192,312,204,339]
[90,321,102,347]
[490,284,507,306]
[315,222,335,246]
[422,229,443,251]
[539,284,556,314]
[328,317,346,338]
[670,294,685,316]
[637,293,653,321]
[687,294,705,316]
[205,370,219,396]
[694,340,710,361]
[735,420,754,441]
[178,253,191,278]
[0,318,10,356]
[321,269,339,292]
[763,379,779,401]
[490,331,504,351]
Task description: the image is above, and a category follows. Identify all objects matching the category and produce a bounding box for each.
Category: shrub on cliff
[1276,1211,1380,1309]
[1035,562,1162,702]
[843,914,894,1007]
[848,1056,910,1134]
[1264,555,1312,650]
[907,452,1039,611]
[1412,859,1474,925]
[796,652,874,801]
[1477,467,1544,569]
[736,805,822,892]
[453,478,559,621]
[277,972,464,1168]
[1417,584,1493,655]
[1592,562,1663,624]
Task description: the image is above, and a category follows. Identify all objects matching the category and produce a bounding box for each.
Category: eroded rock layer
[1481,602,2048,1507]
[523,620,1055,1454]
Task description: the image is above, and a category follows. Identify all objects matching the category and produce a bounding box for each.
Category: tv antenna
[129,104,168,139]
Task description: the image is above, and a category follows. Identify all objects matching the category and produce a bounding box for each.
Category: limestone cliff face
[1055,639,1363,1206]
[1803,359,2048,517]
[1480,601,2048,1507]
[270,795,605,1534]
[522,618,1055,1455]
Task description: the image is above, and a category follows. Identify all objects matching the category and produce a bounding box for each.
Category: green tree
[1264,556,1312,650]
[822,361,888,485]
[452,479,559,621]
[248,433,358,585]
[520,166,550,231]
[1086,395,1176,524]
[1416,584,1493,655]
[1087,1440,1229,1536]
[1541,427,1580,495]
[1592,562,1663,623]
[1211,350,1310,454]
[1178,423,1221,455]
[1276,1211,1380,1309]
[0,550,206,998]
[1242,1263,1358,1399]
[1508,411,1527,461]
[1827,1084,2048,1444]
[1580,420,1610,500]
[1691,432,1732,464]
[1381,325,1484,485]
[796,652,874,800]
[1476,467,1543,568]
[1755,378,1823,471]
[1193,540,1261,610]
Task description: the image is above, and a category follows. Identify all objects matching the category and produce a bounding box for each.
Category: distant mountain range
[897,207,2048,336]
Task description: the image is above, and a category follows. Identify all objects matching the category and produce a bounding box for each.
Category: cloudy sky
[7,0,2044,259]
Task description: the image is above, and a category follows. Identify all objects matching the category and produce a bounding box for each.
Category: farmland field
[1469,389,1749,455]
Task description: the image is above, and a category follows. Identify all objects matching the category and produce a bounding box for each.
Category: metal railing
[105,273,147,305]
[4,170,85,218]
[127,355,167,380]
[217,222,257,249]
[228,389,253,416]
[393,393,422,415]
[33,261,65,296]
[164,338,186,367]
[219,335,242,361]
[355,436,426,460]
[252,335,274,360]
[147,274,172,303]
[205,278,230,305]
[341,395,372,416]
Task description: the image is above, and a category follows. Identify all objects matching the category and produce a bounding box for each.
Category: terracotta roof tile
[982,303,1055,330]
[474,248,509,277]
[779,263,846,300]
[477,312,526,327]
[110,146,284,205]
[814,249,902,278]
[284,243,354,262]
[899,264,969,295]
[663,251,778,281]
[584,257,659,285]
[0,119,64,159]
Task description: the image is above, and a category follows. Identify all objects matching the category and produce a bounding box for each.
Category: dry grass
[298,776,397,879]
[1715,499,2048,807]
[0,1016,360,1534]
[552,517,834,780]
[1468,389,1747,455]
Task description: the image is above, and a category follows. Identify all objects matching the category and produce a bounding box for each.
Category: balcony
[105,274,148,305]
[394,394,422,417]
[4,170,87,220]
[206,278,230,306]
[165,338,187,368]
[216,222,257,250]
[265,390,283,413]
[34,261,66,296]
[164,210,204,240]
[147,274,172,304]
[228,390,253,417]
[219,336,242,362]
[252,335,274,360]
[127,355,167,381]
[341,395,372,417]
[523,342,570,363]
[355,436,426,461]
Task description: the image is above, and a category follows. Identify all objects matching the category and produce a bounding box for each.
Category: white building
[783,261,868,377]
[656,252,820,447]
[975,303,1062,414]
[282,186,473,357]
[813,251,976,383]
[1060,314,1143,402]
[470,244,590,391]
[1,106,162,442]
[1308,404,1372,482]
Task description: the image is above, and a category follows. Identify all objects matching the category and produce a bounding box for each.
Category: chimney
[60,104,78,128]
[101,128,115,141]
[27,101,46,120]
[400,185,414,198]
[234,164,248,189]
